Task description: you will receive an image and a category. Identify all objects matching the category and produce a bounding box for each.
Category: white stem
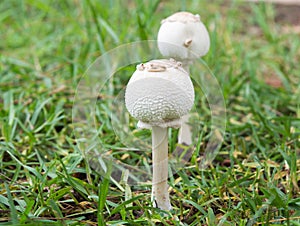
[178,63,193,145]
[178,114,192,145]
[151,126,171,210]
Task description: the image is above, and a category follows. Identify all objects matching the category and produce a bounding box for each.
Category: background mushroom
[125,59,194,210]
[157,11,210,146]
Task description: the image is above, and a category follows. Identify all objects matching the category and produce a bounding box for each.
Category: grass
[0,0,300,225]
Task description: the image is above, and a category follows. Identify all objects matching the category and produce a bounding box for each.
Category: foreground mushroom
[157,11,210,145]
[125,59,194,210]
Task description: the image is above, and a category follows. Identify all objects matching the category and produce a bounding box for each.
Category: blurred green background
[0,0,299,225]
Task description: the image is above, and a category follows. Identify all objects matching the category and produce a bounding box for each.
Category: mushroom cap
[157,11,210,60]
[125,59,195,128]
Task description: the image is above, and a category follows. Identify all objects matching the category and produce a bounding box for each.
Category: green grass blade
[98,162,112,226]
[4,183,18,224]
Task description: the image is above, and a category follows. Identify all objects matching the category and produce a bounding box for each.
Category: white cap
[157,12,210,60]
[125,59,195,128]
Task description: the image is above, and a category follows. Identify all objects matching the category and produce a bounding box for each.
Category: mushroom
[125,59,194,210]
[157,11,210,145]
[157,11,210,65]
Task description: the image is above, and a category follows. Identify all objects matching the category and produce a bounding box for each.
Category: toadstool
[157,11,210,145]
[125,59,194,210]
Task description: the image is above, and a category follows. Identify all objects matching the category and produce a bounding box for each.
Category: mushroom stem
[178,114,192,145]
[181,60,191,72]
[178,64,193,145]
[151,126,172,210]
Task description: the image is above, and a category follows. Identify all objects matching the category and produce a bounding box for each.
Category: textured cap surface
[125,59,194,128]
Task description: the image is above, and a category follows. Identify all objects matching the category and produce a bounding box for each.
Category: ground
[0,0,299,225]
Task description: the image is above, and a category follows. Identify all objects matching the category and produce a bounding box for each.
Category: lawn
[0,0,300,225]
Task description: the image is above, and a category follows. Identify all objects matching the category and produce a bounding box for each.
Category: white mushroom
[157,11,210,63]
[157,11,210,145]
[125,59,194,210]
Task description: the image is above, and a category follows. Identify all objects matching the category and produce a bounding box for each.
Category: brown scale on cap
[161,11,201,24]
